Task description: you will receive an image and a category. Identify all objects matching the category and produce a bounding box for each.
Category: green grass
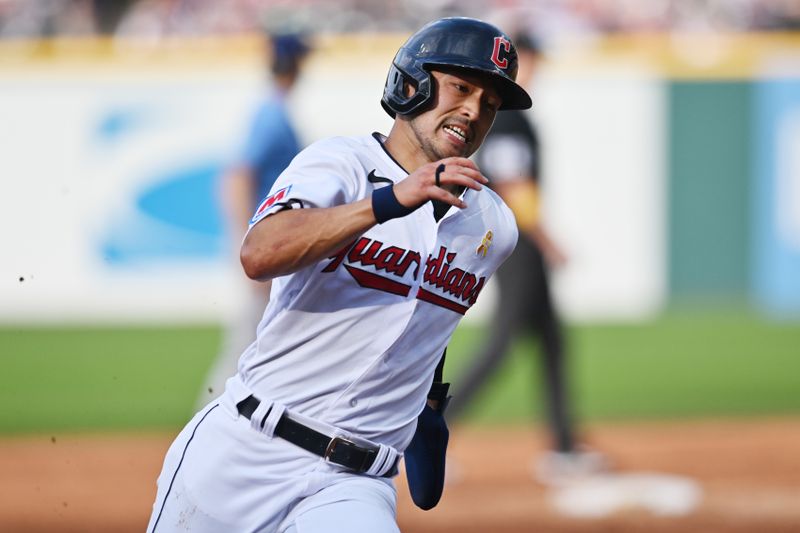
[1,308,799,435]
[446,307,800,423]
[0,326,219,433]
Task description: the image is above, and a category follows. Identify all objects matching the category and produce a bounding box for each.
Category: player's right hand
[393,157,488,210]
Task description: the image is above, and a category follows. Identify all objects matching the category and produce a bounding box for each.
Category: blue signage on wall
[752,78,800,316]
[101,162,226,265]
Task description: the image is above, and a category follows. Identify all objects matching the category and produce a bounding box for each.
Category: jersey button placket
[410,207,438,297]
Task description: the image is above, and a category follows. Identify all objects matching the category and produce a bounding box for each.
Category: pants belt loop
[249,399,285,439]
[364,443,398,477]
[263,404,286,438]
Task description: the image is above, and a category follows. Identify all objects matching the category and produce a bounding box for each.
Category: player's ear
[403,80,417,98]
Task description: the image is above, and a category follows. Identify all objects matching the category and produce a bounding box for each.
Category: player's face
[409,69,501,162]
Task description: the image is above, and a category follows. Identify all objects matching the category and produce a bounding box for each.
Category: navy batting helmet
[381,17,532,118]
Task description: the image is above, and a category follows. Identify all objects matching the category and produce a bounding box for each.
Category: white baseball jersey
[148,132,517,533]
[238,132,518,451]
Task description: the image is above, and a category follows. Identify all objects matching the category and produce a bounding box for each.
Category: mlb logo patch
[250,185,292,226]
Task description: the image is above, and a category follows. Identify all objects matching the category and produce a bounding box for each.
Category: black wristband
[372,185,416,223]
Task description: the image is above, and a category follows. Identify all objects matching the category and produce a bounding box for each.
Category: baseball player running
[148,17,531,533]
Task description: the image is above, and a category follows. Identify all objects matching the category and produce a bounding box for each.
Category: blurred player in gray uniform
[447,33,607,483]
[149,17,530,532]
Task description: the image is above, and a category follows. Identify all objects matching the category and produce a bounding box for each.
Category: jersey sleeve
[476,133,536,184]
[247,139,360,229]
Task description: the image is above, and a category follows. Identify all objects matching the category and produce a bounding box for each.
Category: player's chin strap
[404,348,452,510]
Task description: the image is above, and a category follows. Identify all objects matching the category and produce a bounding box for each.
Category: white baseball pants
[147,398,400,532]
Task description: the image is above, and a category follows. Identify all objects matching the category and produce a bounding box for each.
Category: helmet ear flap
[381,50,434,118]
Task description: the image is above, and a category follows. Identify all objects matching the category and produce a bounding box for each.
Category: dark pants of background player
[446,237,576,453]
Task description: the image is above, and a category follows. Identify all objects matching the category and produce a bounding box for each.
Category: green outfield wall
[668,82,753,298]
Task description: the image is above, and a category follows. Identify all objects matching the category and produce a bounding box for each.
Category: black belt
[237,395,398,478]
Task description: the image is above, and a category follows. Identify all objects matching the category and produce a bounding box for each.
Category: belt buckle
[324,435,357,463]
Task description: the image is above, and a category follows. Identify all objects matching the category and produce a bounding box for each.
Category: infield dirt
[1,418,799,532]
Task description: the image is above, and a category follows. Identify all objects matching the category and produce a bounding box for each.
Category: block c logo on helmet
[491,37,512,69]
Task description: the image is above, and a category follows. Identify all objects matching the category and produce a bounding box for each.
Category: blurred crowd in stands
[1,0,799,41]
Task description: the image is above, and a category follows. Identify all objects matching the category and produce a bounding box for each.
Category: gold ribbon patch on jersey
[476,230,493,258]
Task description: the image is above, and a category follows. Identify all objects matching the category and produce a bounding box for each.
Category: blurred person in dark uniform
[197,30,311,406]
[446,33,606,483]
